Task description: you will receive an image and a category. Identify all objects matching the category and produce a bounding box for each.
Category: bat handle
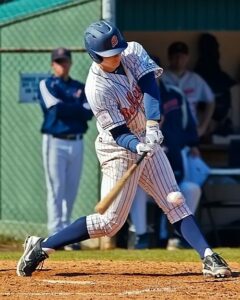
[136,151,148,165]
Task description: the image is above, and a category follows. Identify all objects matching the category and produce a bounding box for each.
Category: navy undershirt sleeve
[110,124,140,153]
[138,71,161,121]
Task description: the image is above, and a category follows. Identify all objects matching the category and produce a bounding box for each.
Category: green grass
[0,235,21,244]
[1,248,240,263]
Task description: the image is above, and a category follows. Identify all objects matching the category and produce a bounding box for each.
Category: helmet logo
[111,35,118,48]
[58,48,64,55]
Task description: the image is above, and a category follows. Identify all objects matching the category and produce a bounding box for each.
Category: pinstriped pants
[86,139,191,238]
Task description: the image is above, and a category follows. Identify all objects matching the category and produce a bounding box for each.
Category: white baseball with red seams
[167,191,185,205]
[84,41,192,238]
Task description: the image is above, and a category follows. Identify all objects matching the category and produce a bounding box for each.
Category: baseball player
[16,20,231,278]
[38,48,93,245]
[161,41,215,138]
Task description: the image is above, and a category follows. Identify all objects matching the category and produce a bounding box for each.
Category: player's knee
[101,215,123,237]
[105,229,118,238]
[166,191,185,207]
[105,223,122,237]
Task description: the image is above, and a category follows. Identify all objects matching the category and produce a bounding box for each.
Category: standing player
[161,41,215,138]
[16,20,231,278]
[39,48,93,247]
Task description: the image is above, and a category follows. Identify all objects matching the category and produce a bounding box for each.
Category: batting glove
[136,142,154,155]
[146,120,164,145]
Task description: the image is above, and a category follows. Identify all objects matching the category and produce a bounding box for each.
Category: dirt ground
[0,260,240,300]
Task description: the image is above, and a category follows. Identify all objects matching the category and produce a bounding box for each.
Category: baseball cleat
[16,236,48,277]
[134,233,149,249]
[202,253,231,278]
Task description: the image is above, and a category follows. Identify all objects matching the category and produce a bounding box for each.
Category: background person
[194,33,238,138]
[38,48,93,249]
[159,79,202,250]
[130,75,201,250]
[161,41,215,139]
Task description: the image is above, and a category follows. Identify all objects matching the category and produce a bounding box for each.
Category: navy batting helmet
[84,20,128,63]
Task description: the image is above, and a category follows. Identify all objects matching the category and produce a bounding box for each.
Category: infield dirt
[0,260,240,299]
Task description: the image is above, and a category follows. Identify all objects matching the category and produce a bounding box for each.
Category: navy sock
[41,216,90,249]
[173,215,210,258]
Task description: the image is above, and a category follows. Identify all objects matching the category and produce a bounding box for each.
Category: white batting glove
[146,120,164,145]
[136,143,153,155]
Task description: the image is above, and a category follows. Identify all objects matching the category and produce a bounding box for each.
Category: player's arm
[110,124,152,155]
[54,101,93,121]
[197,101,215,137]
[110,72,164,151]
[138,71,164,145]
[40,79,93,121]
[184,100,199,148]
[110,125,139,153]
[196,76,215,137]
[54,87,93,121]
[138,71,161,121]
[101,93,153,154]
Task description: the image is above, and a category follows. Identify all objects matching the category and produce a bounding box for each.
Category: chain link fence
[0,0,102,239]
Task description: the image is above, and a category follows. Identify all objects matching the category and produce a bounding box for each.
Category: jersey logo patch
[96,110,113,128]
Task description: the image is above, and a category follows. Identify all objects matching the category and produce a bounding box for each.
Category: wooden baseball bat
[95,152,148,214]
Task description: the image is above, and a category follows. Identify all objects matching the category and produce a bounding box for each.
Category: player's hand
[136,143,154,155]
[146,120,164,145]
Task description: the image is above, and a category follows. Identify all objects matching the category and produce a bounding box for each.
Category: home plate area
[0,260,240,299]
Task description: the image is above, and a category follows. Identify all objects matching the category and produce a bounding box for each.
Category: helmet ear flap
[88,51,103,63]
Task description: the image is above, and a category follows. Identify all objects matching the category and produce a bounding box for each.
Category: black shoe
[16,236,48,277]
[63,243,81,251]
[202,253,231,278]
[156,238,168,249]
[135,233,149,249]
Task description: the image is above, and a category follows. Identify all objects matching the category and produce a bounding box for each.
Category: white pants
[86,140,192,238]
[42,134,84,234]
[130,181,201,236]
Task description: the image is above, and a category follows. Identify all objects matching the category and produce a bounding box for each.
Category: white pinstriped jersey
[161,70,214,123]
[84,42,191,238]
[85,42,163,141]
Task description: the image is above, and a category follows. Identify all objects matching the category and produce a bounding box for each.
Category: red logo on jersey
[184,88,194,95]
[120,86,142,122]
[163,98,179,114]
[111,35,118,48]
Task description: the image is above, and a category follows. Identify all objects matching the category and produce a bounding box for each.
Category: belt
[52,134,83,140]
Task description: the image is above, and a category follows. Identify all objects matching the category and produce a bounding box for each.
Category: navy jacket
[160,81,199,182]
[38,75,93,135]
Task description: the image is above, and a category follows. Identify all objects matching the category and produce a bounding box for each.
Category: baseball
[167,191,184,205]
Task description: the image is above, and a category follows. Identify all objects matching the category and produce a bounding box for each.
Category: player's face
[52,58,72,79]
[100,54,122,72]
[169,53,189,72]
